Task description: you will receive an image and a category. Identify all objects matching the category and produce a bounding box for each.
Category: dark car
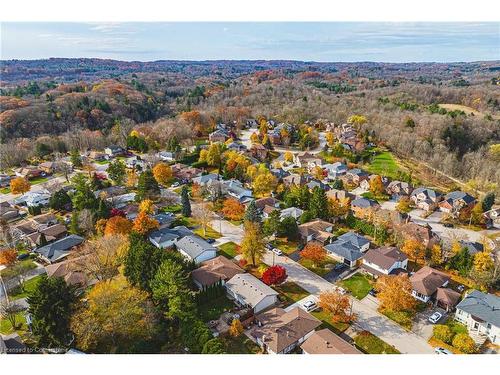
[443,223,454,228]
[206,238,216,244]
[368,288,378,297]
[17,253,30,261]
[334,263,347,271]
[265,243,273,250]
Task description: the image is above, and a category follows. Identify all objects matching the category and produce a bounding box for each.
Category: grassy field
[298,258,337,277]
[161,204,182,214]
[197,295,234,322]
[0,311,28,334]
[218,242,239,259]
[8,274,44,300]
[340,273,373,300]
[274,282,309,306]
[364,151,404,180]
[438,103,499,119]
[270,238,299,255]
[187,218,222,239]
[354,331,400,354]
[311,309,350,335]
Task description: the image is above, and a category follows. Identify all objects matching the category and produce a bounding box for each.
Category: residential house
[109,193,136,209]
[301,328,362,354]
[397,222,439,249]
[251,307,321,354]
[324,232,369,268]
[148,225,193,249]
[344,168,369,186]
[283,174,308,187]
[45,256,90,287]
[157,151,177,162]
[323,162,348,180]
[410,187,442,211]
[34,234,85,264]
[192,173,222,186]
[14,166,44,179]
[175,235,217,264]
[386,180,412,198]
[26,223,67,248]
[350,197,380,219]
[226,142,247,152]
[455,290,500,345]
[104,145,125,157]
[361,246,408,277]
[95,186,127,199]
[306,180,329,191]
[152,212,176,228]
[484,208,500,229]
[326,189,355,202]
[294,152,323,171]
[439,191,476,216]
[410,266,450,304]
[38,161,60,175]
[88,151,106,161]
[337,232,370,252]
[246,119,258,128]
[270,168,290,181]
[249,144,268,160]
[14,190,51,207]
[280,207,304,221]
[171,163,202,182]
[209,129,230,143]
[30,213,58,230]
[254,197,281,211]
[225,273,279,314]
[0,201,20,222]
[225,179,253,203]
[191,256,244,289]
[298,219,333,244]
[0,174,12,188]
[459,241,484,255]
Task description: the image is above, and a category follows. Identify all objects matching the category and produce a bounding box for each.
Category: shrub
[452,333,476,354]
[433,324,454,344]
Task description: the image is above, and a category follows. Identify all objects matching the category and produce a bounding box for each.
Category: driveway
[284,294,319,313]
[413,307,447,341]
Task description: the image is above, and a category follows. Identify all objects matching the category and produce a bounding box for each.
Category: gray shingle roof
[337,232,370,248]
[34,234,84,263]
[351,197,378,208]
[324,240,363,262]
[444,191,476,205]
[176,235,217,260]
[148,225,193,246]
[456,290,500,327]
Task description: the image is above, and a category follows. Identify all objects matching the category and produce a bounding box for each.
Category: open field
[438,103,500,119]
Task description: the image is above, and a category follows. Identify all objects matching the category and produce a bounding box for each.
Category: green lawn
[193,225,222,239]
[197,295,235,322]
[218,242,239,259]
[364,151,403,180]
[0,259,37,278]
[8,274,44,300]
[298,258,337,277]
[311,309,350,335]
[340,273,373,300]
[94,160,109,165]
[0,311,28,334]
[30,176,49,185]
[354,331,400,354]
[271,238,299,255]
[382,310,414,331]
[221,335,261,354]
[274,282,309,306]
[162,204,182,214]
[361,191,390,202]
[0,187,10,194]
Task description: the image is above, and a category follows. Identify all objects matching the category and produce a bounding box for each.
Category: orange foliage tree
[318,291,354,323]
[221,198,245,221]
[132,211,159,235]
[376,274,416,313]
[0,249,18,266]
[152,162,173,186]
[104,216,133,236]
[10,177,31,195]
[300,242,327,266]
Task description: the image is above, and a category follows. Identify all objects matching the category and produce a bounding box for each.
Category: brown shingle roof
[363,247,407,270]
[410,266,450,297]
[253,307,321,353]
[436,287,461,307]
[300,329,362,354]
[191,256,243,288]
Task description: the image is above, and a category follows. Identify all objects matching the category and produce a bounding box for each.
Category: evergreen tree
[124,232,165,292]
[27,275,78,348]
[96,198,110,220]
[69,211,81,235]
[70,149,83,168]
[244,200,261,224]
[39,232,48,247]
[482,192,495,212]
[181,186,191,217]
[107,160,126,185]
[262,209,280,236]
[136,169,160,201]
[278,216,299,241]
[49,189,72,211]
[309,186,329,219]
[202,338,226,354]
[71,173,98,211]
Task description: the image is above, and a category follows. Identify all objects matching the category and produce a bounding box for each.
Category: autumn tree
[0,249,17,266]
[138,199,154,214]
[318,291,354,323]
[252,170,278,198]
[103,215,133,236]
[80,234,129,281]
[376,274,416,313]
[126,169,138,187]
[300,242,327,266]
[261,265,287,286]
[430,244,443,266]
[348,114,367,129]
[473,251,494,273]
[229,319,244,337]
[152,162,173,186]
[325,132,335,147]
[221,197,245,221]
[433,325,454,344]
[71,276,159,353]
[452,333,477,354]
[401,238,426,265]
[132,211,159,235]
[240,221,266,267]
[10,177,30,195]
[369,175,385,196]
[284,151,294,163]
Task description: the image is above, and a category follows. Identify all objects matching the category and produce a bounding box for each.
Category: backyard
[270,238,299,255]
[8,274,44,300]
[197,295,235,322]
[339,273,373,299]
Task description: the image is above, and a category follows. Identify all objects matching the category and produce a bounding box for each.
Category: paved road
[198,203,435,353]
[1,175,68,203]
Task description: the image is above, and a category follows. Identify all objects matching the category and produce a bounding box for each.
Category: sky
[1,22,499,62]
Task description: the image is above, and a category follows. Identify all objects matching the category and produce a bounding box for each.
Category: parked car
[206,238,216,244]
[334,263,346,271]
[435,347,453,355]
[17,253,29,261]
[456,285,465,293]
[443,222,454,228]
[265,243,273,250]
[302,300,318,312]
[368,288,378,297]
[171,182,180,188]
[272,248,283,256]
[336,287,347,295]
[428,312,443,324]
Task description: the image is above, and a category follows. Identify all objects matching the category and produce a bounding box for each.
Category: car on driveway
[205,238,216,244]
[368,288,378,297]
[265,243,273,250]
[435,347,453,355]
[428,312,443,324]
[334,263,347,271]
[302,300,318,312]
[443,222,454,228]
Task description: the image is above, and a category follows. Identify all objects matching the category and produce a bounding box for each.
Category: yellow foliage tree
[139,199,154,214]
[152,162,173,186]
[284,151,294,163]
[10,177,31,195]
[401,238,426,264]
[126,170,138,188]
[325,131,335,147]
[369,175,385,196]
[221,198,245,221]
[318,291,354,323]
[431,244,443,266]
[229,319,244,337]
[473,251,494,273]
[252,171,278,198]
[104,216,133,236]
[132,211,159,235]
[376,274,416,313]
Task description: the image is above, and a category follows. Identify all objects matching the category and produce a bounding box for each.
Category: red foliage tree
[110,208,126,217]
[261,265,287,286]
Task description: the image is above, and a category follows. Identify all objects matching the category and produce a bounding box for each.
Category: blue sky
[1,22,499,62]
